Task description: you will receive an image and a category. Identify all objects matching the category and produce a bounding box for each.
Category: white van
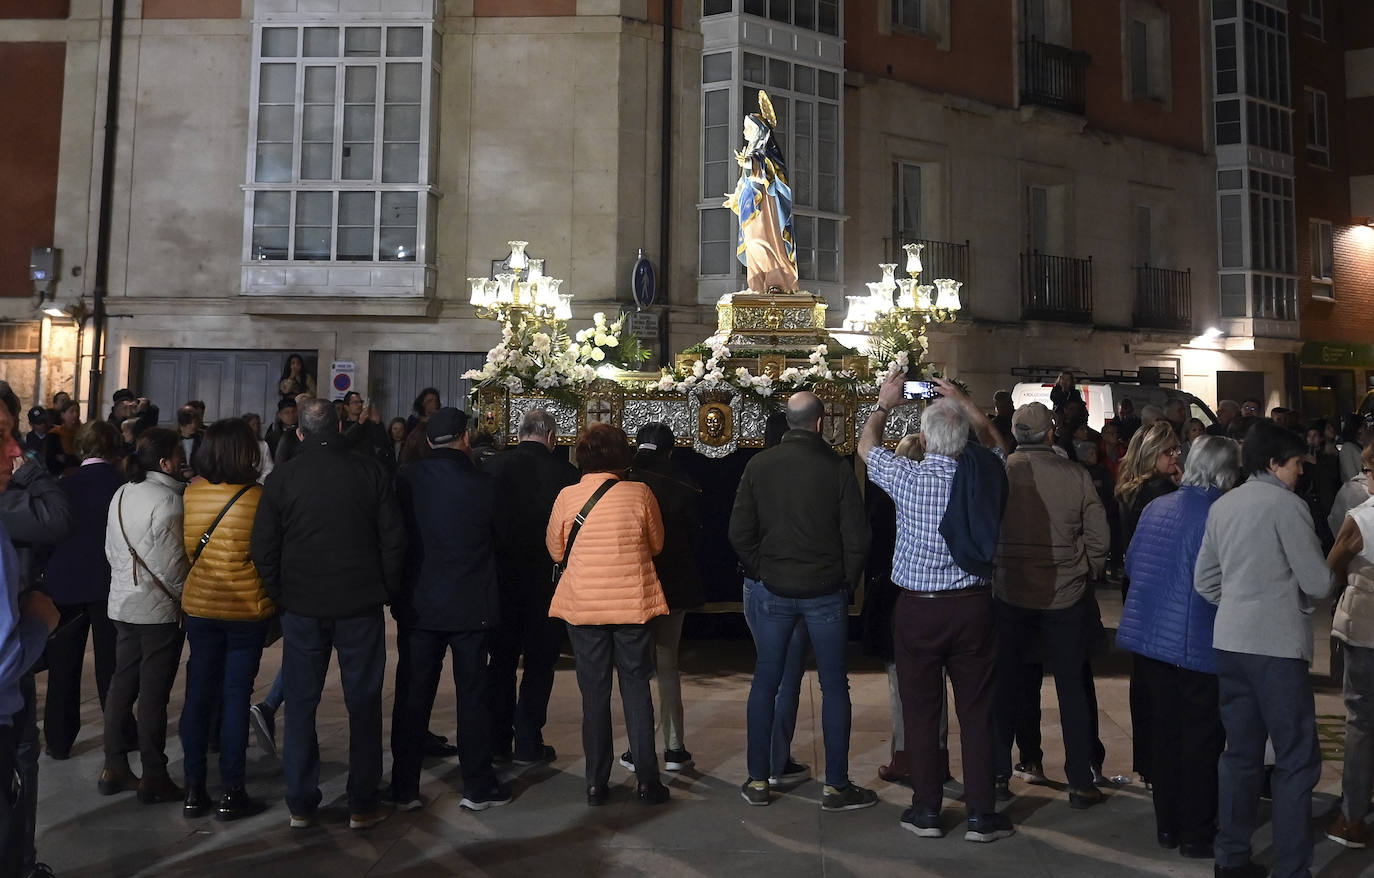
[1011,380,1217,433]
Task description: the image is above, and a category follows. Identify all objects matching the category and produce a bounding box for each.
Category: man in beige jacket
[992,402,1110,808]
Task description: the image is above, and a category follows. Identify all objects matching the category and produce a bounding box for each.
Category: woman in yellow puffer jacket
[179,418,273,822]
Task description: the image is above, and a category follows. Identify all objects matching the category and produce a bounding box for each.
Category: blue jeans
[264,669,284,712]
[745,584,850,787]
[181,616,269,790]
[281,610,385,816]
[1215,649,1320,878]
[742,578,806,775]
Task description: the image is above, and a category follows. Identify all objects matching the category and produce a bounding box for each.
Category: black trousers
[281,610,384,816]
[1135,655,1224,845]
[1014,660,1107,769]
[894,589,999,816]
[0,722,18,878]
[994,597,1096,790]
[42,600,122,758]
[390,628,497,801]
[103,621,184,776]
[487,585,564,757]
[1,674,38,878]
[566,623,658,789]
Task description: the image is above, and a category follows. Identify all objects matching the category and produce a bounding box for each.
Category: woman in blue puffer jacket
[1118,435,1240,858]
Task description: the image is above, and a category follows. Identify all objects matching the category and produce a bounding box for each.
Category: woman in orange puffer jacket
[547,423,669,807]
[179,418,274,822]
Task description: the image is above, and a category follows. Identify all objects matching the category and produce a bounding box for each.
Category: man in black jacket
[483,409,577,764]
[729,391,873,811]
[388,408,510,812]
[623,423,703,773]
[250,398,405,830]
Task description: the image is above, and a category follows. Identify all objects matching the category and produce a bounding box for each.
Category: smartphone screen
[902,380,938,400]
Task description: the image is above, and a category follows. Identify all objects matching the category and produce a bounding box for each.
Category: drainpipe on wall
[87,0,125,409]
[658,0,673,368]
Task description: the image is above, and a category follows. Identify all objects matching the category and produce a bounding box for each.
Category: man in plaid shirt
[859,373,1011,844]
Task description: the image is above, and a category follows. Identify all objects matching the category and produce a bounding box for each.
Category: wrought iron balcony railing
[1132,265,1192,332]
[1021,38,1090,114]
[1020,251,1093,323]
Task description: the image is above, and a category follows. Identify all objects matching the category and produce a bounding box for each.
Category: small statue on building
[724,90,798,295]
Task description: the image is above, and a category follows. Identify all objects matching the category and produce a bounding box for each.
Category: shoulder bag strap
[559,479,619,568]
[191,483,256,567]
[116,494,180,606]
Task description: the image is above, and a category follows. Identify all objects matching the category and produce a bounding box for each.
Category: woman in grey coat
[1194,420,1335,878]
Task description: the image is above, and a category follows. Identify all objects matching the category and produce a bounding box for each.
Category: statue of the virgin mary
[724,90,798,295]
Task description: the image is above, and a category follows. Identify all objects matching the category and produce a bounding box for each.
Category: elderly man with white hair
[858,373,1013,844]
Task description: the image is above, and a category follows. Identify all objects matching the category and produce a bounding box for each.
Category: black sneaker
[423,732,458,758]
[618,750,636,772]
[460,783,513,812]
[965,811,1015,843]
[741,779,771,806]
[512,744,556,765]
[663,748,693,771]
[821,783,878,812]
[1012,761,1046,783]
[1068,786,1106,809]
[994,780,1012,802]
[769,760,810,786]
[900,807,944,838]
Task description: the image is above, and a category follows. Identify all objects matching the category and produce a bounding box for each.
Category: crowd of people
[0,360,1369,878]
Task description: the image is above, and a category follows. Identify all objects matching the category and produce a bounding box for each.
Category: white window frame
[1305,87,1329,168]
[893,161,924,250]
[1310,219,1334,296]
[241,17,439,298]
[1301,0,1324,40]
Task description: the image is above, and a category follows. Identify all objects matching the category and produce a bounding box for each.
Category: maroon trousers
[893,587,998,815]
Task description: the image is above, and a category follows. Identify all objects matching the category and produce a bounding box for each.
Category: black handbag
[551,479,618,586]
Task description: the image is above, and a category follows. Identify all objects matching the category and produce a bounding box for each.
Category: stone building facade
[0,0,1321,420]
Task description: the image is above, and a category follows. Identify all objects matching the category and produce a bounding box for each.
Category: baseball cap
[425,407,469,445]
[27,406,47,423]
[1011,402,1054,441]
[112,388,136,404]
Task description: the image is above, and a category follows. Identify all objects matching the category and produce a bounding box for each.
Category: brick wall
[1077,0,1206,153]
[844,2,1015,109]
[0,43,66,298]
[1295,0,1374,342]
[843,0,1203,151]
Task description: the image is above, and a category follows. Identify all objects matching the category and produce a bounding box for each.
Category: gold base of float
[475,290,910,459]
[673,291,871,381]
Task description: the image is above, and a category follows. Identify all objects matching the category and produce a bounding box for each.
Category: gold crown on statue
[757,90,777,128]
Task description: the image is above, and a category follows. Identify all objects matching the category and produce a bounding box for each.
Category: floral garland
[462,311,649,397]
[465,305,938,404]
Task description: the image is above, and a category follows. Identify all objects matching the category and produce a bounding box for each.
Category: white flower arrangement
[463,309,649,398]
